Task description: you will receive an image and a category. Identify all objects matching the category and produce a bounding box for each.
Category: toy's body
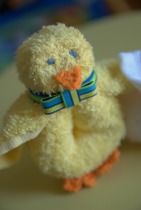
[1,83,125,176]
[0,24,134,192]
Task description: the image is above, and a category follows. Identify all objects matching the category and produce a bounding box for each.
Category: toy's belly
[28,95,125,178]
[120,89,141,142]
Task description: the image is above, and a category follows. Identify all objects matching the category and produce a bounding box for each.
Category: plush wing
[0,92,47,155]
[96,53,141,142]
[95,59,132,96]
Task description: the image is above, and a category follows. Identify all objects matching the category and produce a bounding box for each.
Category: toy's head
[16,23,95,94]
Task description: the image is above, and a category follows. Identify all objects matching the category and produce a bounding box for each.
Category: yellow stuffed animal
[0,24,130,192]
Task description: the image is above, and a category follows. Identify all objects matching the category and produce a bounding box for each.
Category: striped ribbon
[29,70,97,114]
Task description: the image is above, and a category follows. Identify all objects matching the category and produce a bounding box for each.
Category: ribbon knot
[61,90,80,108]
[29,70,97,114]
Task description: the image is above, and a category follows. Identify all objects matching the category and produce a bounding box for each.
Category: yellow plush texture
[0,24,129,178]
[16,24,94,94]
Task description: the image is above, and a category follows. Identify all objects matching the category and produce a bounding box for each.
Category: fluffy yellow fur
[16,23,94,94]
[0,24,129,178]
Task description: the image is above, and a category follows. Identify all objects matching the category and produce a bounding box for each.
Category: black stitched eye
[69,50,78,58]
[47,58,55,65]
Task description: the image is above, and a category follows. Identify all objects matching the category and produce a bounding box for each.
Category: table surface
[0,11,141,210]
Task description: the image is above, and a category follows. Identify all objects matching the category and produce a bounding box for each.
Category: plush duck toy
[0,24,130,192]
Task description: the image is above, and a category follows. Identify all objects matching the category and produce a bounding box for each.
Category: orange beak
[54,66,82,90]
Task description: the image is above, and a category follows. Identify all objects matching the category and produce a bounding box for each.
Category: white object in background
[119,50,141,142]
[119,50,141,91]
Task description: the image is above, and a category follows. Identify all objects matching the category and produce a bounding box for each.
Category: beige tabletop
[0,11,141,210]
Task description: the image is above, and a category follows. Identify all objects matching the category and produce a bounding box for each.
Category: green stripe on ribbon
[80,91,96,100]
[70,90,80,105]
[44,103,64,114]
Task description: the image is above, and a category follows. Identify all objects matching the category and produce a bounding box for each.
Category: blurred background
[0,0,141,72]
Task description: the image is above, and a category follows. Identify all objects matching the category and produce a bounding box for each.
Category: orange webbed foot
[96,149,120,176]
[63,177,83,192]
[82,172,97,187]
[63,149,120,192]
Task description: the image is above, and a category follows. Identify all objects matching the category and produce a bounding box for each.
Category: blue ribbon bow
[29,70,97,114]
